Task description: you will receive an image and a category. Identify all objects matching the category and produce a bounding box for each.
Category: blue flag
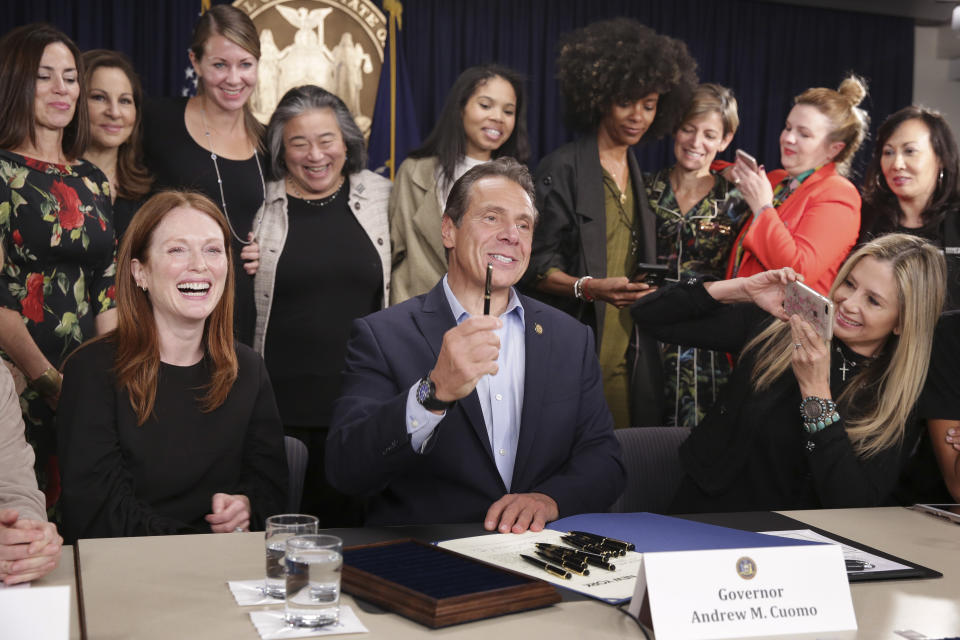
[367,0,420,178]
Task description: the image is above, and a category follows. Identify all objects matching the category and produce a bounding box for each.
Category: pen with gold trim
[535,550,589,576]
[520,553,571,579]
[568,530,635,552]
[535,543,616,570]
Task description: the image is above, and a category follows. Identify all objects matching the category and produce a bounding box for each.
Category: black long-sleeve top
[58,338,287,542]
[631,279,918,513]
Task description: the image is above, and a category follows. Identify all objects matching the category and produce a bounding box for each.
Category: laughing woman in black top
[632,234,945,512]
[58,191,286,541]
[252,86,391,524]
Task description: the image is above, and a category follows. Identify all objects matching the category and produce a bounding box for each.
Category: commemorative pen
[564,532,626,556]
[560,534,614,558]
[535,547,588,570]
[568,530,635,553]
[538,542,616,570]
[535,551,590,576]
[520,553,571,580]
[483,263,493,315]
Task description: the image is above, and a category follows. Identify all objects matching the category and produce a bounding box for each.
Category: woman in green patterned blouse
[644,84,744,427]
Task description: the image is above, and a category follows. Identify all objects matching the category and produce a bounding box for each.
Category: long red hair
[114,190,238,424]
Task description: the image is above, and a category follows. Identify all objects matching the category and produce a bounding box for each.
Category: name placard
[630,544,856,639]
[0,584,70,640]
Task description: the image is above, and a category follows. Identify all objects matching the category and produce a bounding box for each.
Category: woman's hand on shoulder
[206,493,251,533]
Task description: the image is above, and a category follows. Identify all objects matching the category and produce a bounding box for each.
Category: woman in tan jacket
[389,64,529,304]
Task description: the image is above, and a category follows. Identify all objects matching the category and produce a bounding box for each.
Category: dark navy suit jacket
[326,282,626,526]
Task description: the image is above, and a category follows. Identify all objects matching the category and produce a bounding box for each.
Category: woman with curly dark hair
[390,64,529,304]
[525,18,697,428]
[859,106,960,308]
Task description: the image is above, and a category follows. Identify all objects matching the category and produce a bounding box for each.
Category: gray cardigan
[252,170,392,355]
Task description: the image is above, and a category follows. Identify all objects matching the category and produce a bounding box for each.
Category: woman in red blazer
[728,76,870,294]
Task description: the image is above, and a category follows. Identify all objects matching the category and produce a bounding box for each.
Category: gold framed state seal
[233,0,386,137]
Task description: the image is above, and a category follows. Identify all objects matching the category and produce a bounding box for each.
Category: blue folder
[548,512,821,552]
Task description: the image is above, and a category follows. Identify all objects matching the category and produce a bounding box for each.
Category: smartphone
[735,149,759,173]
[633,263,670,287]
[911,504,960,524]
[783,281,834,341]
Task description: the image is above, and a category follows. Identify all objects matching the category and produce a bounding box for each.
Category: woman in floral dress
[0,24,117,508]
[644,84,743,427]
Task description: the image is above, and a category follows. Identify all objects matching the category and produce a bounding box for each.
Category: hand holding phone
[784,281,834,341]
[735,149,759,173]
[633,263,670,287]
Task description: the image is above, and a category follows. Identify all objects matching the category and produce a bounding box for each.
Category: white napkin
[248,606,368,638]
[227,579,284,606]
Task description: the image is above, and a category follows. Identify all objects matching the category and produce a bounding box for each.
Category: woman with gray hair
[253,84,391,524]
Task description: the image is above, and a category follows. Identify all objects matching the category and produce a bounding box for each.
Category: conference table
[45,507,960,639]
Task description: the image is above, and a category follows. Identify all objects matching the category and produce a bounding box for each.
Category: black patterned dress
[0,149,116,504]
[644,168,746,426]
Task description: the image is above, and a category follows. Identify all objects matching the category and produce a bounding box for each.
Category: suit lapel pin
[534,323,543,335]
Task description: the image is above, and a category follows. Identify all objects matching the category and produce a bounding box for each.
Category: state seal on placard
[736,556,757,580]
[233,0,386,137]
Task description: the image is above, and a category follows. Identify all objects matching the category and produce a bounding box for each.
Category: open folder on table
[439,512,819,604]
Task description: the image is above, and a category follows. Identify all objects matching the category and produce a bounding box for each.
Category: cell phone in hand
[735,149,759,173]
[633,263,670,287]
[784,281,834,341]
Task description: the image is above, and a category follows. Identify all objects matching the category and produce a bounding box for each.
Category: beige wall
[913,25,960,135]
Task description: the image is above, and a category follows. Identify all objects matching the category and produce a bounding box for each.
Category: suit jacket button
[377,237,384,245]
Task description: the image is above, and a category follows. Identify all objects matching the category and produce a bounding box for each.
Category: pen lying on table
[520,554,572,579]
[535,543,616,570]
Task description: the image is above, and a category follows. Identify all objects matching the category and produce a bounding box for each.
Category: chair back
[284,436,309,512]
[610,426,691,513]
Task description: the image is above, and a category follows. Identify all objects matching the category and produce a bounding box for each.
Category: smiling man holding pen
[327,158,624,533]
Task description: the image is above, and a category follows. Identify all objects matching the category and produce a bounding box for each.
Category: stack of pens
[519,531,635,580]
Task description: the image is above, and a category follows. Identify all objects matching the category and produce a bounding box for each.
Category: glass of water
[284,534,343,628]
[264,514,319,598]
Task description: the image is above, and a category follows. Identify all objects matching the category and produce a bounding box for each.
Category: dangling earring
[939,168,944,186]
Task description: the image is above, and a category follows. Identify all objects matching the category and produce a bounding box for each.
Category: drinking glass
[284,534,343,627]
[264,514,319,598]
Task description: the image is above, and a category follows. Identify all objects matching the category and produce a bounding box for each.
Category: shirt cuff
[405,383,445,453]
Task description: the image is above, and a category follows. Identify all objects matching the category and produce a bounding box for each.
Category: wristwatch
[799,396,840,434]
[416,371,453,411]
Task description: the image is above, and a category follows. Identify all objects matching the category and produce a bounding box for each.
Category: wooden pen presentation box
[342,538,561,628]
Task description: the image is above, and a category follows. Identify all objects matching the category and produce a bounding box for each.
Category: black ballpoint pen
[561,535,613,558]
[483,263,493,315]
[568,530,635,552]
[565,533,625,556]
[520,553,572,579]
[535,551,589,576]
[535,543,617,570]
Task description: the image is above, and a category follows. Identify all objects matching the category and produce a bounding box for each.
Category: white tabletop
[74,507,960,639]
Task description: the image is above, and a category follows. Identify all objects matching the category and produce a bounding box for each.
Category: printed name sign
[631,544,855,639]
[0,584,70,640]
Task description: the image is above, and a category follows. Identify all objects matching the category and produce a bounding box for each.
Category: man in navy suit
[326,158,625,532]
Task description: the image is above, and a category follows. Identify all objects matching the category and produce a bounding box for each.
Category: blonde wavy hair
[745,234,945,457]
